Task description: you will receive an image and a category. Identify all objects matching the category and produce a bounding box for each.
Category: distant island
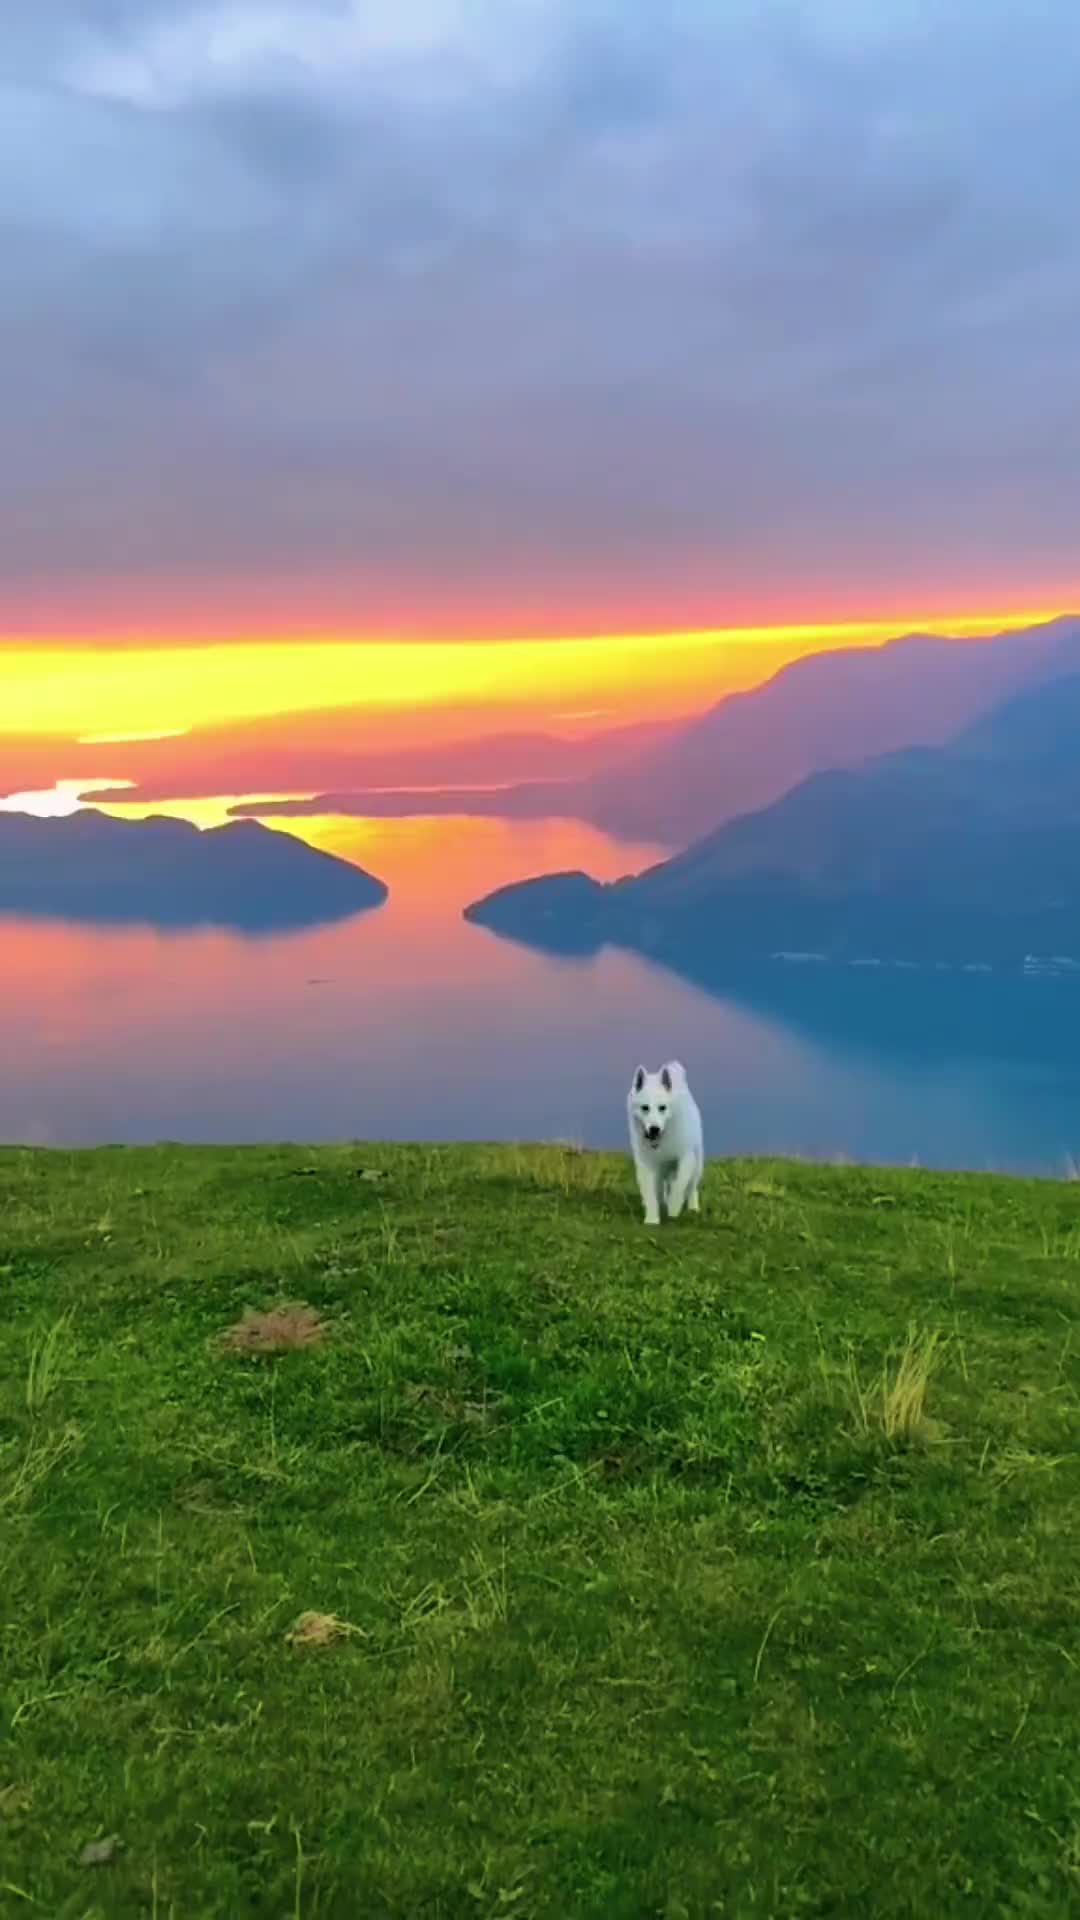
[226,782,589,824]
[0,810,388,933]
[464,667,1080,978]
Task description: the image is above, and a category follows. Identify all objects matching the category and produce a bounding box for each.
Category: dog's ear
[660,1065,672,1092]
[633,1066,646,1094]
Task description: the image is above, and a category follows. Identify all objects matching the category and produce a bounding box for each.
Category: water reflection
[2,811,1079,1172]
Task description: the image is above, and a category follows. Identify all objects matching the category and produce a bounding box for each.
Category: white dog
[627,1061,704,1226]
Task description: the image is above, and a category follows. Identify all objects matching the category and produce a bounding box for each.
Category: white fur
[626,1061,704,1227]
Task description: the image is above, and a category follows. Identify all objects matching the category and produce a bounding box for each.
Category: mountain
[0,810,388,933]
[464,668,1080,972]
[227,615,1080,843]
[573,614,1080,844]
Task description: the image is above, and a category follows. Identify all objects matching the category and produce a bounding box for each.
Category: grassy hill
[1,1144,1078,1918]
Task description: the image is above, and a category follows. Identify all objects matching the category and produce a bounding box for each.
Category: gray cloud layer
[2,0,1079,626]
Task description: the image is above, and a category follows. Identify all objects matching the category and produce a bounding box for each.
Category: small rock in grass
[79,1834,122,1867]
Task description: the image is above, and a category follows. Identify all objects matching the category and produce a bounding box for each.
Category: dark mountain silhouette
[464,668,1080,973]
[0,810,388,933]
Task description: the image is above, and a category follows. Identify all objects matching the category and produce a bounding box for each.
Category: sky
[3,0,1079,738]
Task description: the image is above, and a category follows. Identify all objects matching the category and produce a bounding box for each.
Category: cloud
[2,0,1079,633]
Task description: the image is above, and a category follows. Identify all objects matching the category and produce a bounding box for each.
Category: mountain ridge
[578,614,1080,842]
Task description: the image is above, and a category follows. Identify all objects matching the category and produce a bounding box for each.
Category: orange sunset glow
[3,608,1065,740]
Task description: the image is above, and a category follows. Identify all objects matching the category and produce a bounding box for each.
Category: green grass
[1,1144,1079,1919]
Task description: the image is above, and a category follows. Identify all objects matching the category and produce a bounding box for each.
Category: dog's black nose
[645,1126,661,1143]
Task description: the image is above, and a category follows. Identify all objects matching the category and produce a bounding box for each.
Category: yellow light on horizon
[1,608,1066,738]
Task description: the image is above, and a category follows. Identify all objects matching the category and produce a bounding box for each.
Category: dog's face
[630,1064,675,1147]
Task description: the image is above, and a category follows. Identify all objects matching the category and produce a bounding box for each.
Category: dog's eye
[657,1105,667,1115]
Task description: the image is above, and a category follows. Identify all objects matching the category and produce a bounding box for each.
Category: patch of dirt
[174,1476,252,1517]
[285,1610,362,1649]
[221,1303,329,1354]
[402,1381,502,1426]
[0,1783,33,1821]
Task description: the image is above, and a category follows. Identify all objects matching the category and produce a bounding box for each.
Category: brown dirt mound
[221,1303,328,1354]
[285,1610,363,1649]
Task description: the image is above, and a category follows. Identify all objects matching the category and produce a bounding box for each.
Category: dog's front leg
[635,1158,662,1227]
[666,1152,698,1220]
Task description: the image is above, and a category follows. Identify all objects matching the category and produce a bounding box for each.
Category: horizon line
[1,604,1074,653]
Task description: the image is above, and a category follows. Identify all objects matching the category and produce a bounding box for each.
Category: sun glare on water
[0,779,135,819]
[0,782,312,831]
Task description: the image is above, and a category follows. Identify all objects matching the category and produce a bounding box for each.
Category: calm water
[4,810,1080,1174]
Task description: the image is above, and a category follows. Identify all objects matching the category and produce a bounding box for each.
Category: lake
[4,807,1080,1174]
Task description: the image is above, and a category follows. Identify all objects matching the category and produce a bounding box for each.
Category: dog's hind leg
[686,1155,703,1213]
